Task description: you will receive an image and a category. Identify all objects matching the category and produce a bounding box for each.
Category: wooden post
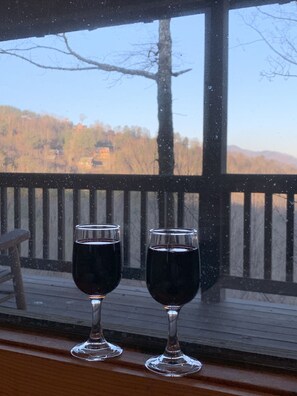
[10,245,26,310]
[200,0,229,302]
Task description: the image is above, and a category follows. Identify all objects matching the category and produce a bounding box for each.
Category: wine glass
[145,228,202,377]
[71,224,123,361]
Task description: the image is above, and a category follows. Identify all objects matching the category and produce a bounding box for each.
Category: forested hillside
[0,105,296,175]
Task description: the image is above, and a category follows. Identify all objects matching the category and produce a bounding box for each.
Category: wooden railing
[1,172,297,299]
[218,174,297,299]
[0,173,202,279]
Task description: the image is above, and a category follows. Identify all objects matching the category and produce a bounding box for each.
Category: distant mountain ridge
[0,105,297,174]
[229,145,297,169]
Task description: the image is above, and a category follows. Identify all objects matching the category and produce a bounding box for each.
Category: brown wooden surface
[0,272,297,370]
[0,0,286,42]
[0,326,296,396]
[0,229,30,250]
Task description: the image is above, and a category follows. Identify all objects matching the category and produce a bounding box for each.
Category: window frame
[0,0,297,379]
[1,325,297,396]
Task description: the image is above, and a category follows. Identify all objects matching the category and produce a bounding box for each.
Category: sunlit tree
[0,19,191,226]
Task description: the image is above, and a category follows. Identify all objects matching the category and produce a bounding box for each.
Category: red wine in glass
[71,224,123,361]
[145,228,202,377]
[147,245,200,306]
[73,239,121,295]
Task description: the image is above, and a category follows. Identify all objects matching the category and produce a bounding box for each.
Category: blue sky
[0,15,204,137]
[228,4,297,157]
[1,3,297,157]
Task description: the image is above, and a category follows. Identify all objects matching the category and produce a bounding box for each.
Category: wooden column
[200,0,229,302]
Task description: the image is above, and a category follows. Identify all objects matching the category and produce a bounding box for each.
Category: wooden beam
[0,0,207,41]
[0,0,291,42]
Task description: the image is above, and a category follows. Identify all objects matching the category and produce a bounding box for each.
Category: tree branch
[245,21,297,68]
[60,33,157,80]
[0,33,158,80]
[172,68,192,77]
[256,6,297,25]
[0,31,191,82]
[241,5,297,80]
[0,48,99,71]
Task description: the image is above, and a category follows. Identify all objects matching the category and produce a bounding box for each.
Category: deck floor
[1,271,297,369]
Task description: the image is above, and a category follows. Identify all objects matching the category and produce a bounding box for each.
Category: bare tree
[0,19,191,226]
[237,3,297,303]
[242,3,297,80]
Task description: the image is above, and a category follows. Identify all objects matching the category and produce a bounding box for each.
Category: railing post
[200,191,227,302]
[43,188,50,259]
[286,192,294,283]
[200,0,229,302]
[28,188,36,259]
[123,190,131,269]
[140,191,148,278]
[0,187,8,234]
[57,188,65,261]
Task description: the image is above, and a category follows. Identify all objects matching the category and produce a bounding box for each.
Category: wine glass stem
[88,296,105,343]
[164,307,182,359]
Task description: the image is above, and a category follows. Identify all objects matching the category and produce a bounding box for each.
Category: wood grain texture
[0,327,296,396]
[1,274,297,370]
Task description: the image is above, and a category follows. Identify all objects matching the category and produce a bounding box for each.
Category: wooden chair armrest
[0,229,30,250]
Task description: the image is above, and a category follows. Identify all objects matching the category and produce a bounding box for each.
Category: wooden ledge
[0,327,296,396]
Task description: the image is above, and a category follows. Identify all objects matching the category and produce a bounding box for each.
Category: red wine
[72,239,121,295]
[146,245,200,306]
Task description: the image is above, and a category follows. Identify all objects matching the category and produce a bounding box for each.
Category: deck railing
[1,172,297,300]
[218,174,297,299]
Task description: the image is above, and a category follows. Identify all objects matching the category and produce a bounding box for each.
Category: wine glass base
[145,353,202,377]
[71,340,123,361]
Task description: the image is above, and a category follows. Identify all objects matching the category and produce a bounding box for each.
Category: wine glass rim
[75,224,120,231]
[149,227,197,235]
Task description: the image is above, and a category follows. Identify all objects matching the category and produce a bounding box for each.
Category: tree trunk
[157,19,175,227]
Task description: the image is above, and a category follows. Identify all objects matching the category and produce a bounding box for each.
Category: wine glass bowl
[145,228,202,377]
[71,224,123,361]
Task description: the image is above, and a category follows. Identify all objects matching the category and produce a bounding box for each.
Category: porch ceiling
[0,0,291,42]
